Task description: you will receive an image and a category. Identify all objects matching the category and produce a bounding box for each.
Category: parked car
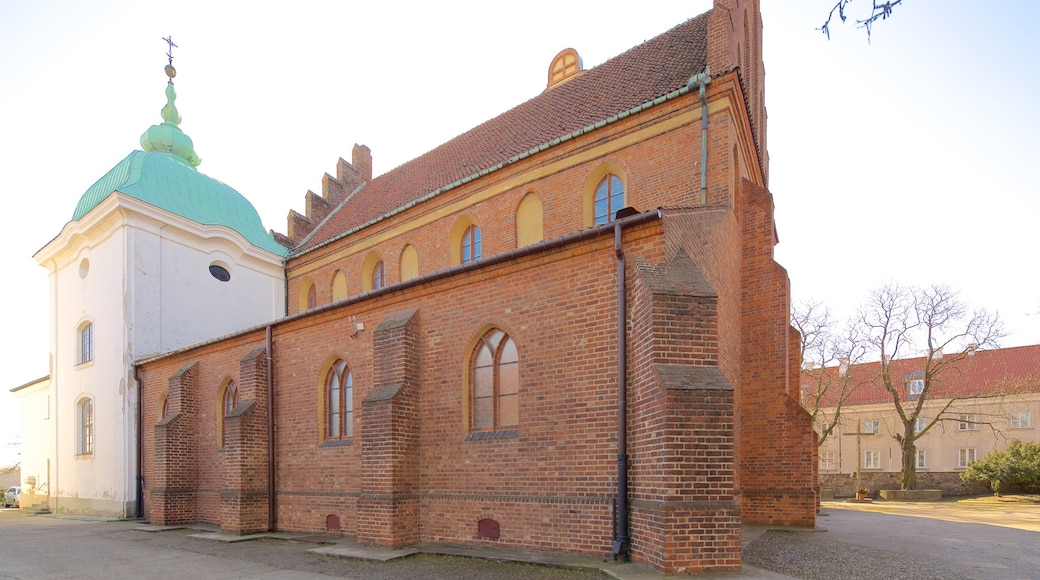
[3,486,19,508]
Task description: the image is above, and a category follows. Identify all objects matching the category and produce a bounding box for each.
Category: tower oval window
[209,264,231,282]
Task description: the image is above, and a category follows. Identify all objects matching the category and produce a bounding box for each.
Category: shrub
[961,440,1040,495]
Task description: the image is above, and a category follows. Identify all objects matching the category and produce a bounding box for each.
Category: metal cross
[163,36,178,65]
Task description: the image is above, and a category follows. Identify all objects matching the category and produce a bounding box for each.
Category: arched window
[77,321,93,365]
[161,396,170,420]
[461,225,482,264]
[372,260,386,290]
[223,380,238,416]
[308,284,317,309]
[471,329,519,431]
[362,252,386,292]
[594,174,625,225]
[77,397,94,455]
[326,360,353,439]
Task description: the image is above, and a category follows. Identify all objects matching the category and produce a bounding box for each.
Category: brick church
[32,0,815,574]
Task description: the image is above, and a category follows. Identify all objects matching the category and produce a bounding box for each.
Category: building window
[914,417,928,434]
[161,396,169,419]
[907,378,924,397]
[916,449,927,469]
[862,419,880,435]
[820,451,835,470]
[371,260,386,290]
[864,450,880,469]
[1011,412,1032,429]
[77,397,94,455]
[471,329,519,432]
[461,225,482,264]
[326,360,353,440]
[77,322,94,365]
[308,284,316,309]
[958,414,979,431]
[593,174,625,225]
[208,263,231,282]
[958,448,977,468]
[224,381,238,416]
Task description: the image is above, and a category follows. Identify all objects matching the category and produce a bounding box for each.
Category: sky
[2,1,1039,461]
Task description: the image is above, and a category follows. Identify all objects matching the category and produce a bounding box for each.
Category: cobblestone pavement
[744,497,1040,580]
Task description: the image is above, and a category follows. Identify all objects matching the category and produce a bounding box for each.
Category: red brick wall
[286,89,740,313]
[737,178,816,525]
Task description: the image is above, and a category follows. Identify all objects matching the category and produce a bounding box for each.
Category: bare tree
[858,283,1004,490]
[793,300,869,447]
[820,0,904,41]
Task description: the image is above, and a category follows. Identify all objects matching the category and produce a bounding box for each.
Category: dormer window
[547,48,583,89]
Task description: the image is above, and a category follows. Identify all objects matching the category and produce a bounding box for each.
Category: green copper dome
[72,150,287,256]
[71,55,286,257]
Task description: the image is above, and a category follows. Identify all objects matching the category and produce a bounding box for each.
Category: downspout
[134,364,143,518]
[266,324,276,531]
[688,70,712,205]
[282,259,289,317]
[612,221,630,561]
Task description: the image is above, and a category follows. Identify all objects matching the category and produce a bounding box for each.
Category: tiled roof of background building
[813,344,1040,407]
[293,11,711,254]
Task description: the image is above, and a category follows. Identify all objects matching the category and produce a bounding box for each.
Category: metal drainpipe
[688,70,712,205]
[266,324,276,531]
[612,221,630,561]
[282,259,289,317]
[134,364,143,518]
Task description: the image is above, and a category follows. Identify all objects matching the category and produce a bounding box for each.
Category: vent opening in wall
[477,518,500,539]
[209,263,231,282]
[326,514,341,531]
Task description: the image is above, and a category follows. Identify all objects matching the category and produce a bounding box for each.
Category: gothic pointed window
[462,225,482,264]
[593,174,625,225]
[326,360,353,440]
[471,329,518,431]
[372,260,386,290]
[224,380,238,416]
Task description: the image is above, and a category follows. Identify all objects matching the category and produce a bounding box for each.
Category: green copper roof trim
[72,150,287,256]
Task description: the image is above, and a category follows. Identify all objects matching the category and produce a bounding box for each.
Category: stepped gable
[294,12,710,254]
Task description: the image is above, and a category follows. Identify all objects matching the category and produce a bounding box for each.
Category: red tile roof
[813,344,1040,407]
[293,12,711,255]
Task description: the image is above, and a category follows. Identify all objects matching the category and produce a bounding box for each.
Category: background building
[814,344,1040,495]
